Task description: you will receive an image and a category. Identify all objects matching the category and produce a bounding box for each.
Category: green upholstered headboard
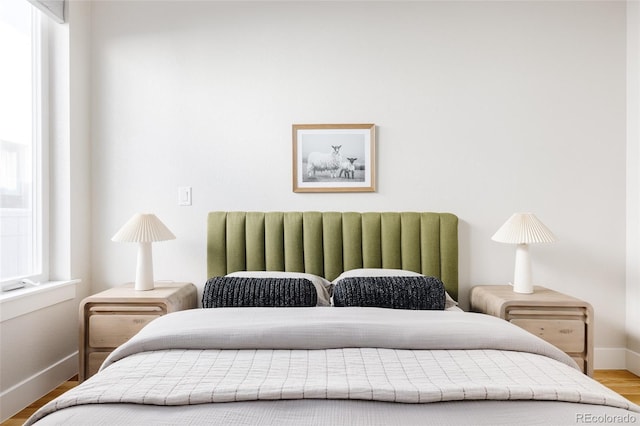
[207,211,459,300]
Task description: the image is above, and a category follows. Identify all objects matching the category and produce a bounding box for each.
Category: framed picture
[292,123,376,193]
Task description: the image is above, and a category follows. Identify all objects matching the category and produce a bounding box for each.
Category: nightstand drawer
[510,318,585,353]
[88,352,110,377]
[470,285,594,376]
[79,282,198,382]
[89,314,161,347]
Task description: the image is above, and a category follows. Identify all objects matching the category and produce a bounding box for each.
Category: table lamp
[491,213,557,294]
[112,213,175,291]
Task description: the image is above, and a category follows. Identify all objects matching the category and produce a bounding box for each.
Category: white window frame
[0,6,48,288]
[35,6,49,286]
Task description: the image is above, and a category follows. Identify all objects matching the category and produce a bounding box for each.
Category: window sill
[0,279,79,322]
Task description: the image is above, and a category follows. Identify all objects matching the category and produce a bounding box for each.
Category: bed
[27,211,640,425]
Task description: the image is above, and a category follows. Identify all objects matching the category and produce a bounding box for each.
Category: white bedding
[27,308,640,425]
[29,400,640,426]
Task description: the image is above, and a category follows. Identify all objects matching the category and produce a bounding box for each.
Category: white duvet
[26,308,640,425]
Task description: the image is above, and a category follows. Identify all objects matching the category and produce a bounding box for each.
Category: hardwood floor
[2,371,639,424]
[593,369,640,405]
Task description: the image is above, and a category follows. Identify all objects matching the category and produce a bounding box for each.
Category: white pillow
[332,268,458,310]
[225,271,332,306]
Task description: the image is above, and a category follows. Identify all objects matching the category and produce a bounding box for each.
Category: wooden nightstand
[470,285,594,376]
[79,281,197,382]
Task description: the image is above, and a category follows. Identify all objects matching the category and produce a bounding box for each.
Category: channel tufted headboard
[207,211,459,300]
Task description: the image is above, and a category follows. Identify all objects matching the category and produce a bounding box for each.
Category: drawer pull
[89,305,164,313]
[508,309,586,317]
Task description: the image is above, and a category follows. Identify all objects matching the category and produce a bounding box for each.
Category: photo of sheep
[292,124,376,193]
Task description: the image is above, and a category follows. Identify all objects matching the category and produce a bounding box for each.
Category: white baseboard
[594,347,628,369]
[0,351,78,423]
[626,348,640,376]
[594,346,640,373]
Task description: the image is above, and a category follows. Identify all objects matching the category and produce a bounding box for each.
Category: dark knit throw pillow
[333,276,445,310]
[202,276,318,308]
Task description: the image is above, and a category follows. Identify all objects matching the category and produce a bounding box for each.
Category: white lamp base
[135,242,155,291]
[512,243,533,294]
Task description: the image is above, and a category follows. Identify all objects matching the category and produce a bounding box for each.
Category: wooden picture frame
[292,123,376,193]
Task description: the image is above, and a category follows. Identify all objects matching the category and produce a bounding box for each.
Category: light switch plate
[178,186,192,206]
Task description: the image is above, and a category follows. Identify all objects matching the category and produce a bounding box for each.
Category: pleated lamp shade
[491,213,556,294]
[112,214,175,243]
[491,213,557,244]
[112,214,175,291]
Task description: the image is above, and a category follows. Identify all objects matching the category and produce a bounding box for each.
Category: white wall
[90,2,628,363]
[627,0,640,375]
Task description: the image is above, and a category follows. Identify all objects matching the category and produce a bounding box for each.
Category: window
[0,0,46,286]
